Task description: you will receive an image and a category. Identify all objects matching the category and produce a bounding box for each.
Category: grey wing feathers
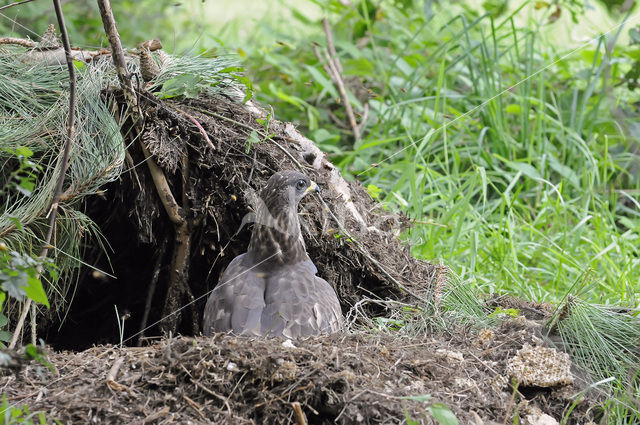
[203,256,342,339]
[262,260,342,339]
[202,254,266,336]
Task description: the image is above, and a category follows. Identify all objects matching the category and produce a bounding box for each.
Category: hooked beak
[306,180,319,194]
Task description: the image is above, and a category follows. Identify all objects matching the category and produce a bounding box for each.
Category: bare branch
[322,46,360,140]
[96,0,136,107]
[314,20,367,141]
[0,37,36,48]
[0,0,38,12]
[138,141,184,225]
[322,18,342,74]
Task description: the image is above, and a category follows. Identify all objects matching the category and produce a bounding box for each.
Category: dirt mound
[4,318,598,424]
[43,92,443,350]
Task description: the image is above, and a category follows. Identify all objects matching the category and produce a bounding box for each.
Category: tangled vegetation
[0,0,639,423]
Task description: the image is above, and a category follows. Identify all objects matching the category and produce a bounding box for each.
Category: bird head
[247,171,319,265]
[259,171,319,213]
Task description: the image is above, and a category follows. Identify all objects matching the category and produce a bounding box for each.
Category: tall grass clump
[238,0,640,305]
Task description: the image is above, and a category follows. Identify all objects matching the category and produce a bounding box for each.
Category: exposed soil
[3,311,600,424]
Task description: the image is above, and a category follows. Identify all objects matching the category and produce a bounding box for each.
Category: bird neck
[247,208,309,267]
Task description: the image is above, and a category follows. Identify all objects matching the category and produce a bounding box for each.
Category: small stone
[525,413,559,425]
[282,339,296,348]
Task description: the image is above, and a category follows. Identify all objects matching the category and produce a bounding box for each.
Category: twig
[182,394,207,420]
[291,402,308,425]
[97,0,136,106]
[137,242,167,345]
[181,364,232,413]
[225,371,247,405]
[312,44,360,141]
[138,141,184,225]
[106,356,124,383]
[139,406,170,425]
[410,218,448,228]
[322,18,342,74]
[161,153,193,333]
[0,0,38,11]
[98,0,195,338]
[175,107,216,150]
[313,19,368,141]
[502,380,519,425]
[0,37,36,48]
[9,304,31,349]
[106,356,135,395]
[0,34,160,66]
[9,0,77,349]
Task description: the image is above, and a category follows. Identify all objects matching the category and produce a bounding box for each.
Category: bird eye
[295,179,307,191]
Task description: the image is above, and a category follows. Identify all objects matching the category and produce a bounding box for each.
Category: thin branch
[175,107,215,150]
[97,0,186,228]
[313,40,363,141]
[315,19,369,140]
[0,0,38,12]
[137,242,166,345]
[323,46,360,140]
[322,18,342,74]
[98,0,197,337]
[0,37,36,48]
[9,305,31,349]
[9,0,77,349]
[138,141,184,225]
[292,402,308,425]
[96,0,136,107]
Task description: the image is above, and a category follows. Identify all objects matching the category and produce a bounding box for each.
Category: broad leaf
[23,276,50,308]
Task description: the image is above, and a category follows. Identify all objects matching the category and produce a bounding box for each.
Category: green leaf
[157,73,203,99]
[428,403,459,425]
[17,179,35,197]
[495,154,542,181]
[245,130,261,154]
[7,215,23,230]
[233,75,254,102]
[218,66,245,74]
[312,128,340,145]
[489,307,520,318]
[25,344,55,372]
[0,312,7,328]
[547,153,580,189]
[366,184,383,200]
[14,146,34,158]
[73,59,87,71]
[630,27,640,45]
[47,267,59,282]
[0,270,28,300]
[403,405,420,425]
[0,330,12,343]
[23,276,50,308]
[304,65,338,99]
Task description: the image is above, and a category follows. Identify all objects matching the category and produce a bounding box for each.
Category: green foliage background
[1,0,638,307]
